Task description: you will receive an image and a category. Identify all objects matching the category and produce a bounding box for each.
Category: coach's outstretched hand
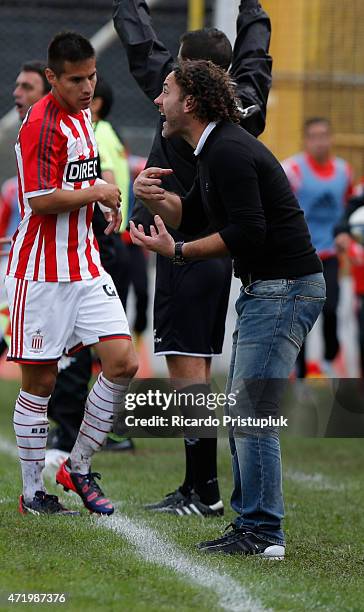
[130,215,175,258]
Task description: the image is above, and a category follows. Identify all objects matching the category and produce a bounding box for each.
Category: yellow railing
[188,0,205,31]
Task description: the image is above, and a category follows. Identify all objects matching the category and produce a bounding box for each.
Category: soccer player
[113,0,272,517]
[283,118,353,376]
[130,60,325,558]
[5,32,138,515]
[48,76,138,454]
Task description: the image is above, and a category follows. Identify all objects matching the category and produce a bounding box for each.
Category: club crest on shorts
[103,284,117,298]
[30,329,44,353]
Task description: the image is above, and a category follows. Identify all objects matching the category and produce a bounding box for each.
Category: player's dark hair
[48,31,95,76]
[304,117,331,134]
[179,28,232,71]
[21,60,51,94]
[93,77,113,119]
[174,60,240,124]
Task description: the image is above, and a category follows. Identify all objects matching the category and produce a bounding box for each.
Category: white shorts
[4,272,131,364]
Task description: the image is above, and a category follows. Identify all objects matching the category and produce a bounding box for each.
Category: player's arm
[20,118,121,219]
[29,182,121,216]
[113,0,174,102]
[231,1,272,137]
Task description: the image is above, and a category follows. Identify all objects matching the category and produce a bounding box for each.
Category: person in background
[283,117,353,376]
[0,61,51,355]
[335,186,364,377]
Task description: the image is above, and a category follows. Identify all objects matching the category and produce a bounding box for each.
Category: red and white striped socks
[70,373,128,474]
[13,390,50,502]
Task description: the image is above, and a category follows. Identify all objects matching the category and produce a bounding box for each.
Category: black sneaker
[144,489,191,512]
[198,526,285,559]
[146,490,224,517]
[198,522,242,548]
[19,490,80,516]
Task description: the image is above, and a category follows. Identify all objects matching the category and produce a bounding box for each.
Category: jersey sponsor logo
[65,157,98,182]
[102,284,117,297]
[30,330,44,353]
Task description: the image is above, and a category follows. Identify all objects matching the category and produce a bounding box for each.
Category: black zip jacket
[113,0,272,233]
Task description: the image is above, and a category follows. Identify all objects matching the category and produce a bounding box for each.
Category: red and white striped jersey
[7,92,103,282]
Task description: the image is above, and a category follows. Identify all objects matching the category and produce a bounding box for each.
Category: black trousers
[321,256,340,361]
[124,243,148,335]
[296,256,339,376]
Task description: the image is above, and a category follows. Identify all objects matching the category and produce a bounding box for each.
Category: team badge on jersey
[31,330,44,353]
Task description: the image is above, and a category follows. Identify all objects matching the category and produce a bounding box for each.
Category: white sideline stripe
[0,435,267,612]
[102,514,268,612]
[285,469,344,491]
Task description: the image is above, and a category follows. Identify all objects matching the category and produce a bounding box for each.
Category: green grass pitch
[0,379,363,611]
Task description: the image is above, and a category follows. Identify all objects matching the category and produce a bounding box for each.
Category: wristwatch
[172,241,186,265]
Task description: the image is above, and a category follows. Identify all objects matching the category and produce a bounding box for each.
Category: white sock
[13,390,50,502]
[70,373,128,474]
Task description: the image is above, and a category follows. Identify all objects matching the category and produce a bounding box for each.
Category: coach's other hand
[133,167,173,203]
[130,215,175,258]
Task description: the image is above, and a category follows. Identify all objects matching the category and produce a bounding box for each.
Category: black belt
[240,273,298,287]
[240,272,258,287]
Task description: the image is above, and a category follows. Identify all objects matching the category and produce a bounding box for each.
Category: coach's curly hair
[174,60,240,124]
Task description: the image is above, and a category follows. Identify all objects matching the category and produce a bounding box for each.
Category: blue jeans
[225,273,326,545]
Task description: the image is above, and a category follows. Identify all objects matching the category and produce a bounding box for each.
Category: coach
[130,60,326,558]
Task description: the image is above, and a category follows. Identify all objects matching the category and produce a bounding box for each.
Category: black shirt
[179,122,322,280]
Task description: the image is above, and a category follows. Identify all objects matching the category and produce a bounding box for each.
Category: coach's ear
[184,95,196,115]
